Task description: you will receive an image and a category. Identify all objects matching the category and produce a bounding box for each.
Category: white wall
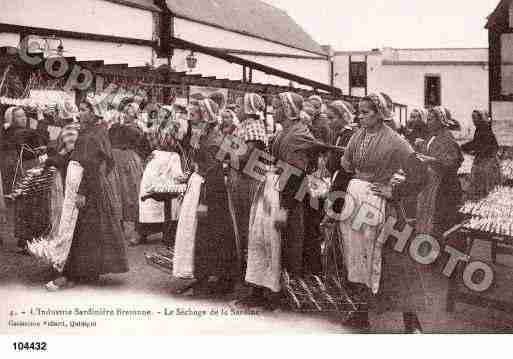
[381,48,488,62]
[172,18,330,87]
[0,0,155,40]
[333,49,489,136]
[0,0,157,66]
[174,18,323,57]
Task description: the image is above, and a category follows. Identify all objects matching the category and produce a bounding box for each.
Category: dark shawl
[461,123,499,162]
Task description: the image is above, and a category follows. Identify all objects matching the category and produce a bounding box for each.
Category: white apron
[245,173,286,293]
[172,173,204,279]
[27,161,83,272]
[139,150,183,223]
[339,179,387,294]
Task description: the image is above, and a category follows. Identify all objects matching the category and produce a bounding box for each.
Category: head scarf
[57,124,80,153]
[409,109,428,125]
[193,98,220,124]
[430,106,460,129]
[221,109,241,127]
[276,92,303,120]
[243,93,266,116]
[364,93,392,119]
[3,106,19,129]
[209,92,227,111]
[308,95,323,111]
[328,100,356,123]
[473,109,491,124]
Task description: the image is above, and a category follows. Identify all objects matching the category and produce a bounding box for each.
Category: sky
[265,0,500,50]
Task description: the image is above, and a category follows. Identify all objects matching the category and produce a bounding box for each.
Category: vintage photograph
[0,0,512,340]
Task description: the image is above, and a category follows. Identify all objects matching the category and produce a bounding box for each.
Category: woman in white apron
[339,93,428,333]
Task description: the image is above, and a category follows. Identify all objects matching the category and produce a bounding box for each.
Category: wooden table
[446,227,513,314]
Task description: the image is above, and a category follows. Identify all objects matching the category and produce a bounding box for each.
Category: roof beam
[169,36,341,95]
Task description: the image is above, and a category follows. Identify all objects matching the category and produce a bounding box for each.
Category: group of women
[0,87,502,333]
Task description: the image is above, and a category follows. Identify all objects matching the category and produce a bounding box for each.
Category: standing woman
[461,110,501,200]
[242,92,322,309]
[1,106,49,253]
[233,93,268,260]
[416,107,464,239]
[339,93,428,332]
[46,100,129,290]
[173,98,237,294]
[109,101,150,245]
[45,124,80,185]
[404,109,429,149]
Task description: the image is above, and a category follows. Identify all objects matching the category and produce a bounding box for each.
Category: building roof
[104,0,161,12]
[486,0,510,29]
[165,0,325,56]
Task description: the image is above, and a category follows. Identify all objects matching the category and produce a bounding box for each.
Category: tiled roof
[165,0,325,55]
[104,0,161,12]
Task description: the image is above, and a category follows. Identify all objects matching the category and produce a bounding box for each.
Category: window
[425,75,441,107]
[350,62,367,88]
[501,33,513,95]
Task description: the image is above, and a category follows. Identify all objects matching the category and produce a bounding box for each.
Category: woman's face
[79,103,95,126]
[309,99,322,113]
[13,108,27,128]
[407,112,421,128]
[221,112,232,124]
[63,133,78,151]
[427,111,442,132]
[125,104,138,120]
[188,105,202,125]
[358,100,381,129]
[472,112,483,126]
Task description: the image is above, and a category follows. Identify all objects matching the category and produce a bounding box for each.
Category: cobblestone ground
[1,204,512,334]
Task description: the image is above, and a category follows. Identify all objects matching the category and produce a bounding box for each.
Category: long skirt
[173,173,237,281]
[340,179,429,313]
[230,171,259,256]
[173,173,203,279]
[194,178,237,281]
[112,149,143,222]
[468,156,502,200]
[28,162,78,272]
[417,169,462,238]
[245,173,283,292]
[63,163,128,280]
[105,163,123,223]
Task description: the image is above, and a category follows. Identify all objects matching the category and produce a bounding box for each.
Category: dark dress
[461,123,501,200]
[63,124,129,281]
[417,130,464,238]
[271,121,320,277]
[109,123,149,222]
[192,129,237,282]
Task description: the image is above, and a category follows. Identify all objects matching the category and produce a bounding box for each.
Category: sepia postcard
[0,0,512,355]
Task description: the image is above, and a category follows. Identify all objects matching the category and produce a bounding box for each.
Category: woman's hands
[416,153,439,165]
[370,183,393,200]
